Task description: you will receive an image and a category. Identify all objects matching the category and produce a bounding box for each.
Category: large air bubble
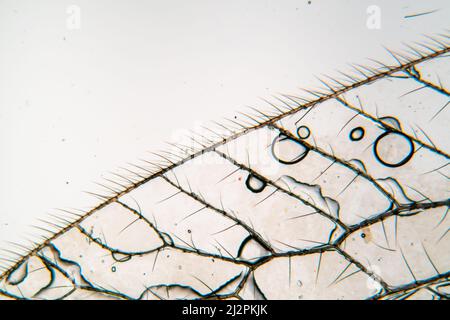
[271,135,309,165]
[373,131,414,168]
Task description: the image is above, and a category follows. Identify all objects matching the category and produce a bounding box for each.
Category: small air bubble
[296,125,311,139]
[245,174,267,193]
[349,127,365,141]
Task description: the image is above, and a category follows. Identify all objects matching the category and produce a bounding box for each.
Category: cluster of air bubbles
[347,116,413,168]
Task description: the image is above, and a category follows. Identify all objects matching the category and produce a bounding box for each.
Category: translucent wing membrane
[0,36,449,300]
